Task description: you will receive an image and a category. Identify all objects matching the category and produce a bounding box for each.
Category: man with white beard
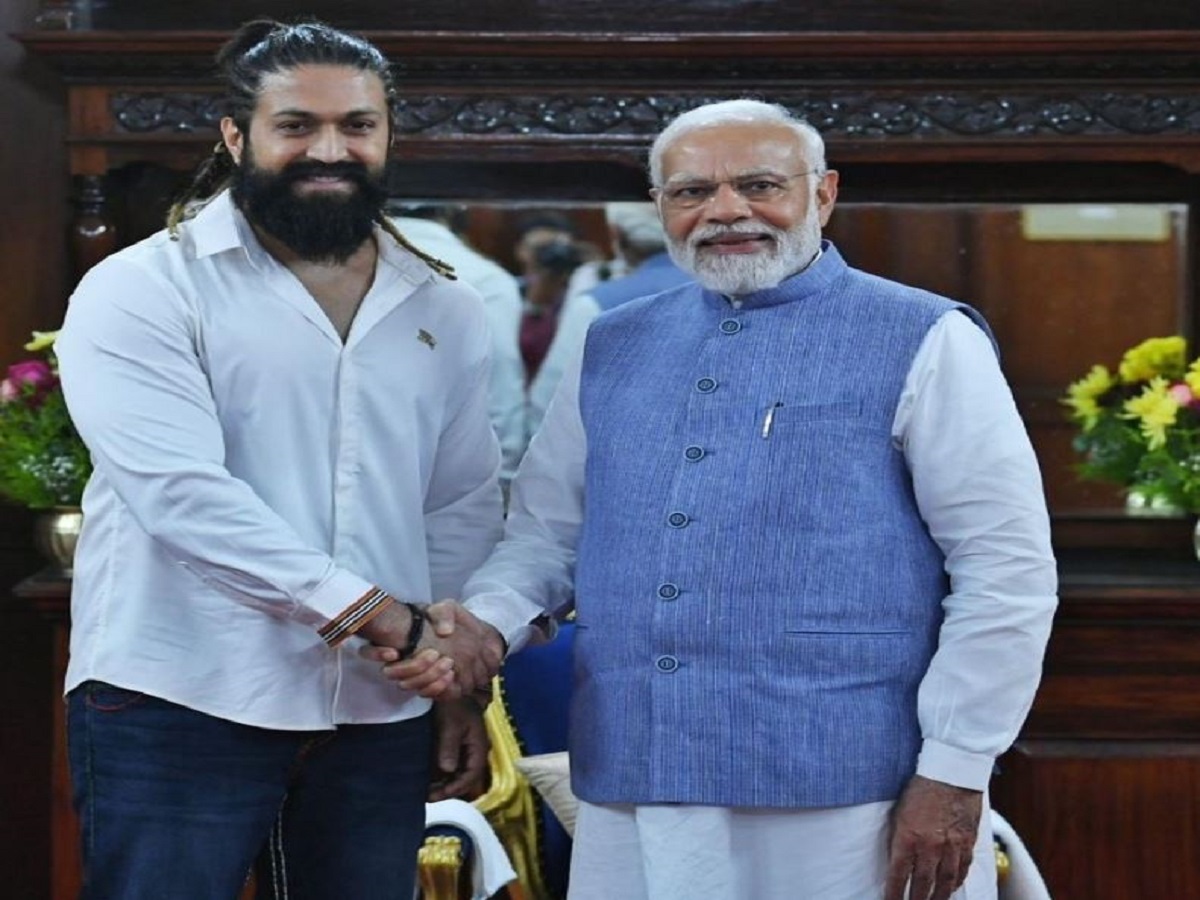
[382,99,1058,900]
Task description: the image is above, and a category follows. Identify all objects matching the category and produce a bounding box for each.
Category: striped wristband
[318,587,396,648]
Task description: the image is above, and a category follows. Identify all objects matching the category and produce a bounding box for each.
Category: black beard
[230,154,389,264]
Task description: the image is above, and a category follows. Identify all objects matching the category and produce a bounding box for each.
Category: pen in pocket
[761,401,783,439]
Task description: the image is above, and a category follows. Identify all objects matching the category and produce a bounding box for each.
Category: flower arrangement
[0,331,90,508]
[1063,335,1200,512]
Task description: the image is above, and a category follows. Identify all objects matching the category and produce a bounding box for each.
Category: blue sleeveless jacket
[569,242,990,808]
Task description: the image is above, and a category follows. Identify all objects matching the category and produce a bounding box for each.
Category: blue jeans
[68,682,433,899]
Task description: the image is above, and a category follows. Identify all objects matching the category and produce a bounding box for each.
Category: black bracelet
[402,602,426,658]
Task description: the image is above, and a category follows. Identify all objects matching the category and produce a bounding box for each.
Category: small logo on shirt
[417,329,437,350]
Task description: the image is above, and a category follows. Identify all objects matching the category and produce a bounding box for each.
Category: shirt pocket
[770,398,863,426]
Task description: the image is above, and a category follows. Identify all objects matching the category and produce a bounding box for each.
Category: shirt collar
[186,191,440,289]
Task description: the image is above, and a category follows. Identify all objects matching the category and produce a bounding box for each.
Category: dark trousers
[68,681,433,899]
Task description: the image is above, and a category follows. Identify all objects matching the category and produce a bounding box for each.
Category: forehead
[254,64,388,117]
[660,121,808,181]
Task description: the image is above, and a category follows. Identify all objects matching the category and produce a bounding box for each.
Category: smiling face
[220,64,392,262]
[655,120,838,295]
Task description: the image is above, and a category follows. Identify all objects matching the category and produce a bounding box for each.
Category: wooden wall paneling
[823,205,974,303]
[44,0,1200,34]
[989,557,1200,899]
[964,206,1188,514]
[993,744,1200,900]
[0,3,70,898]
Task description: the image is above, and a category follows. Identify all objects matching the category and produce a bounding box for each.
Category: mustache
[687,222,784,245]
[276,160,376,186]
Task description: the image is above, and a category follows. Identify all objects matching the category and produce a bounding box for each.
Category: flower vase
[1125,488,1185,518]
[33,506,82,577]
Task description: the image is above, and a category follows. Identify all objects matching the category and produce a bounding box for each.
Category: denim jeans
[68,681,433,899]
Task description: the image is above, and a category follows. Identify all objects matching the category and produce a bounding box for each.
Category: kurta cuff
[465,592,551,655]
[915,739,996,791]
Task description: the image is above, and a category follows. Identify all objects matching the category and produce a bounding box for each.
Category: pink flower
[5,359,58,406]
[1168,382,1195,406]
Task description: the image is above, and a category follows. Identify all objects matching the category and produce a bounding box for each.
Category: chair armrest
[472,679,552,900]
[418,834,466,900]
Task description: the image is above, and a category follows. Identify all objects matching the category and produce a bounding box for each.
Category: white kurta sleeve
[464,346,587,651]
[897,311,1058,790]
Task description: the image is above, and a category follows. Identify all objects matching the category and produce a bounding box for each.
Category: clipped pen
[761,401,782,438]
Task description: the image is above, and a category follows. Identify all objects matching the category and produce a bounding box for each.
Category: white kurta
[569,797,998,900]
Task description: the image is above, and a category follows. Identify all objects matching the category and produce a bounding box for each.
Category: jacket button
[683,445,705,462]
[695,377,717,393]
[657,583,680,600]
[719,319,742,334]
[666,511,689,528]
[656,655,679,673]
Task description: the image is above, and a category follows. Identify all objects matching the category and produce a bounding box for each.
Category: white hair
[648,99,826,187]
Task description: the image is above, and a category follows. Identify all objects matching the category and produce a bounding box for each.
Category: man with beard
[54,19,537,899]
[387,99,1057,900]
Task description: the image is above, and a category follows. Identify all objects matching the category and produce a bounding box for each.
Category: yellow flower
[1184,358,1200,395]
[1118,336,1187,383]
[23,330,58,353]
[1062,364,1114,429]
[1122,377,1179,450]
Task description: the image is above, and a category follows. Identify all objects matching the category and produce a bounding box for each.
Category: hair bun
[215,18,282,71]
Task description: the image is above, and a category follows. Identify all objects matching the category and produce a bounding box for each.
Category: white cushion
[515,751,578,837]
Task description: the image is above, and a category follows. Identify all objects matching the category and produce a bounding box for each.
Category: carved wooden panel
[31,0,1200,33]
[105,88,1200,141]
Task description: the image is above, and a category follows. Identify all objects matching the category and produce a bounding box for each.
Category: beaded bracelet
[402,602,426,659]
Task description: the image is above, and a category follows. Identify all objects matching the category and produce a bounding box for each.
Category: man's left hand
[428,698,490,802]
[883,774,982,900]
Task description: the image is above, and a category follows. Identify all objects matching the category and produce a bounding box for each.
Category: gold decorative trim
[474,678,552,900]
[418,834,464,900]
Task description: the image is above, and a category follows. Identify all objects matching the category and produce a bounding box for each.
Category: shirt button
[683,445,705,462]
[657,582,680,600]
[656,655,679,673]
[696,377,717,393]
[666,511,690,528]
[719,319,742,335]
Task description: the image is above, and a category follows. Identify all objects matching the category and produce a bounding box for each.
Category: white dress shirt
[466,309,1058,790]
[57,191,523,730]
[392,216,528,479]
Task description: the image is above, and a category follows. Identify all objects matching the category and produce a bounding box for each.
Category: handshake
[358,599,504,701]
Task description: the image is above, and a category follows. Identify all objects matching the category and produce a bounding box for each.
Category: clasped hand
[361,599,504,700]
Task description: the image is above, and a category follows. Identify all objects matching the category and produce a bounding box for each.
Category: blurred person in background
[527,202,691,438]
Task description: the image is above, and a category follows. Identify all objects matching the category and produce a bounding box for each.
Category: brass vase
[33,506,83,577]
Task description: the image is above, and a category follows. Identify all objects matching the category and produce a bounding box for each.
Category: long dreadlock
[166,18,454,279]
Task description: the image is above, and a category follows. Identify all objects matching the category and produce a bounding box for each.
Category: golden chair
[418,835,469,900]
[471,621,578,900]
[417,678,540,900]
[473,680,539,900]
